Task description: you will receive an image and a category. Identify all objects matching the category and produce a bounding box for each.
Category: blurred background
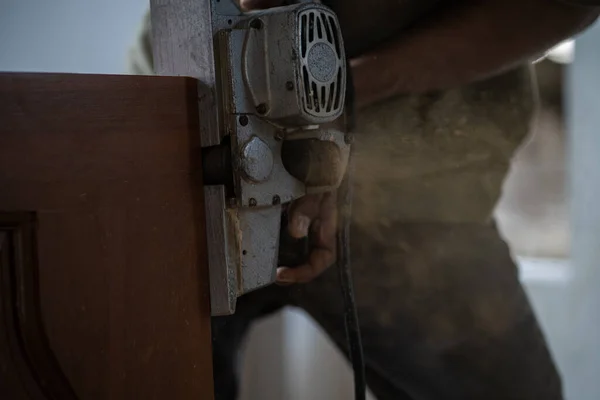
[1,1,599,399]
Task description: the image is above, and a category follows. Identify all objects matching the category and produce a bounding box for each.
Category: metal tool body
[210,1,349,315]
[151,0,349,315]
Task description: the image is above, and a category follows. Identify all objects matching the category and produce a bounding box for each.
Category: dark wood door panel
[0,229,35,400]
[1,214,77,400]
[0,73,214,399]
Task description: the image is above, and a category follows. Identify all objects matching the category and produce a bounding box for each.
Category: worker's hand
[277,192,337,284]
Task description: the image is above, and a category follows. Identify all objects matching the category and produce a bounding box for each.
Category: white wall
[564,22,600,400]
[0,0,148,74]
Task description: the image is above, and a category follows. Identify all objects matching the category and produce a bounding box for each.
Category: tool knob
[281,138,342,188]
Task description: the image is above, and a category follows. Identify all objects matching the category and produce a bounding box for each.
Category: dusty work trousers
[210,66,563,400]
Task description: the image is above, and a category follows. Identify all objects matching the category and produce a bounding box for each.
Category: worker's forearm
[352,0,599,109]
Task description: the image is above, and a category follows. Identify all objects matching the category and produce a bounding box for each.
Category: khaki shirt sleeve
[127,10,155,75]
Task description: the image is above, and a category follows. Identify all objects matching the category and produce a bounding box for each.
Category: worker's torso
[351,66,534,232]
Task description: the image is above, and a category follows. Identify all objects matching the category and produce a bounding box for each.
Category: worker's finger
[277,192,337,284]
[316,191,337,249]
[239,0,284,11]
[287,194,323,238]
[276,247,335,284]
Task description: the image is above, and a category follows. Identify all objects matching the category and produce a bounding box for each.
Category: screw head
[249,198,257,207]
[241,136,273,183]
[344,133,354,144]
[286,81,294,91]
[250,19,263,30]
[256,103,268,115]
[239,115,249,126]
[272,195,281,205]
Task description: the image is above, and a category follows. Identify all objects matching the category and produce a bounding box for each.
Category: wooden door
[0,73,214,399]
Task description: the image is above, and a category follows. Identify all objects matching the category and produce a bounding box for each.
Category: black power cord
[338,55,366,400]
[337,155,366,400]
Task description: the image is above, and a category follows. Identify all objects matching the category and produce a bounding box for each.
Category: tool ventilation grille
[298,9,345,119]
